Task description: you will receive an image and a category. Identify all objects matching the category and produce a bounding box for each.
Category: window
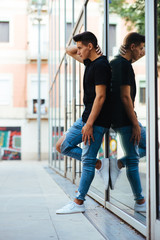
[28,75,48,116]
[29,23,48,59]
[139,80,146,104]
[0,21,9,42]
[33,99,47,114]
[0,77,12,105]
[66,22,72,42]
[109,24,116,56]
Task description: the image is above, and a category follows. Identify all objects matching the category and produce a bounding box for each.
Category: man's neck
[120,52,132,62]
[89,51,101,62]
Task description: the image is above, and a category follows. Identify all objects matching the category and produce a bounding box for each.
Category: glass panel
[52,0,59,168]
[66,0,72,44]
[51,0,85,178]
[49,87,52,166]
[75,59,84,180]
[56,74,61,170]
[52,82,57,167]
[87,0,104,51]
[66,23,72,42]
[59,63,65,172]
[74,0,85,23]
[157,0,160,219]
[86,0,106,199]
[59,0,65,61]
[48,4,53,165]
[109,0,146,225]
[52,66,66,173]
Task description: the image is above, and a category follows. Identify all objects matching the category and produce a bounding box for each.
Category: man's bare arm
[66,45,102,63]
[120,85,141,144]
[82,85,106,145]
[66,45,83,63]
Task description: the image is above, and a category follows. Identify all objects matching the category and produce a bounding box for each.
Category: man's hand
[119,45,126,55]
[82,124,94,145]
[96,45,103,56]
[131,123,141,145]
[120,85,141,145]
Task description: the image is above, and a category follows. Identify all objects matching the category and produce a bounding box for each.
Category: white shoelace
[63,202,78,210]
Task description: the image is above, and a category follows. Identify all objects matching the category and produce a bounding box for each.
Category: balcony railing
[28,0,48,13]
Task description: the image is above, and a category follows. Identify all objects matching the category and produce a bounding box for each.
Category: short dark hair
[73,31,97,48]
[124,32,145,49]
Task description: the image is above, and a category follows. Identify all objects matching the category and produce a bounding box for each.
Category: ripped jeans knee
[59,132,82,161]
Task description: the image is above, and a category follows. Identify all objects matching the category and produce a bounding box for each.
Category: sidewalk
[0,161,106,240]
[0,161,145,240]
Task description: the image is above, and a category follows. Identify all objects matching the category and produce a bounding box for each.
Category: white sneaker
[109,158,121,190]
[56,201,85,214]
[134,202,146,212]
[97,158,109,190]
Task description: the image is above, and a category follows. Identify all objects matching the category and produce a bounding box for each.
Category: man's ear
[88,43,93,50]
[130,43,135,51]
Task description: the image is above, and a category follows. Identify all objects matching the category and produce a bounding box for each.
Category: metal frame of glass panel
[146,0,160,239]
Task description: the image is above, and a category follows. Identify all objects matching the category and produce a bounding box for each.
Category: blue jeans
[113,122,146,201]
[60,117,108,201]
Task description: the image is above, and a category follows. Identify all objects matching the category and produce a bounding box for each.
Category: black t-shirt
[110,55,136,128]
[82,55,111,128]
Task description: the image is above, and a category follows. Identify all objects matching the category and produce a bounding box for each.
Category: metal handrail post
[37,0,42,161]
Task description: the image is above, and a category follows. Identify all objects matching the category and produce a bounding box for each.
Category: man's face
[76,41,91,60]
[131,42,145,61]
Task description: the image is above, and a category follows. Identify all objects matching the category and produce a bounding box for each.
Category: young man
[56,31,111,214]
[110,32,146,212]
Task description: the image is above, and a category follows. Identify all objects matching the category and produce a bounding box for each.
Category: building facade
[0,0,49,160]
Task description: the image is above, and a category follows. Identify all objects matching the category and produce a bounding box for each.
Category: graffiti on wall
[0,127,21,160]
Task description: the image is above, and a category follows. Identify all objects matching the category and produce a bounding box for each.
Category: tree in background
[109,0,160,57]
